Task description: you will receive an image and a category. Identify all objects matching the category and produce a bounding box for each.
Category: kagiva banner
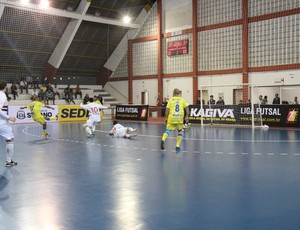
[188,104,300,127]
[8,105,59,124]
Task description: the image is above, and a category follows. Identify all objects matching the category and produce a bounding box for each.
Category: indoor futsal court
[1,121,300,229]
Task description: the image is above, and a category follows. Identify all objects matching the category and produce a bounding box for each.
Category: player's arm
[20,104,29,109]
[0,102,16,122]
[184,105,189,123]
[80,103,89,109]
[164,108,170,123]
[45,105,55,110]
[98,104,109,109]
[0,109,15,121]
[109,128,114,136]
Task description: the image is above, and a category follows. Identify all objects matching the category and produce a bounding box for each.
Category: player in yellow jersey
[21,96,57,139]
[161,88,189,153]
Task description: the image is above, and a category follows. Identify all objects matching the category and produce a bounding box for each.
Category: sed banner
[115,105,149,121]
[188,104,300,127]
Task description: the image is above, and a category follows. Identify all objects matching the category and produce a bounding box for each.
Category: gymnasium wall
[109,0,300,106]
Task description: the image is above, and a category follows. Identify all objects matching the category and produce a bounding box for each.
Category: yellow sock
[162,133,168,141]
[43,130,46,135]
[176,134,183,147]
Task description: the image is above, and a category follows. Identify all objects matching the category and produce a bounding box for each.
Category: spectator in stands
[293,96,299,105]
[5,87,11,101]
[65,89,75,104]
[38,84,47,102]
[197,96,205,106]
[161,97,168,117]
[31,88,38,100]
[272,93,280,104]
[46,83,55,105]
[33,76,40,88]
[75,84,82,99]
[258,95,263,104]
[83,94,90,104]
[69,89,75,104]
[216,96,225,105]
[262,95,268,104]
[10,82,18,100]
[64,85,71,99]
[208,95,216,105]
[98,95,104,105]
[19,77,28,94]
[26,75,33,89]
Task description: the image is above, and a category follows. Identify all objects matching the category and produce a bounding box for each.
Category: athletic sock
[176,133,183,147]
[6,142,14,162]
[85,127,92,135]
[162,133,168,141]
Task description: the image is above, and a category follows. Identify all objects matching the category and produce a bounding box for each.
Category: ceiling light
[123,15,131,24]
[40,0,49,8]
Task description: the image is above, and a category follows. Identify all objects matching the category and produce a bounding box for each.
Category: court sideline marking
[21,126,300,157]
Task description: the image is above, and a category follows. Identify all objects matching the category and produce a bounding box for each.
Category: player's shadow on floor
[0,175,10,201]
[28,139,55,145]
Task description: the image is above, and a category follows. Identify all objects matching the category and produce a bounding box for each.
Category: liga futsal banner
[188,104,300,127]
[8,105,59,124]
[115,105,149,121]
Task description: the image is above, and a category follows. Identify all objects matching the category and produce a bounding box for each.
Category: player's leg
[35,117,49,138]
[5,139,17,167]
[0,125,17,167]
[161,124,175,150]
[126,127,139,133]
[44,113,59,121]
[92,124,96,135]
[91,121,99,135]
[85,119,93,137]
[175,124,184,153]
[124,132,137,139]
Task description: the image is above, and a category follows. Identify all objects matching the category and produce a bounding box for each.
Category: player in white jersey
[80,98,108,137]
[0,80,17,167]
[109,120,138,139]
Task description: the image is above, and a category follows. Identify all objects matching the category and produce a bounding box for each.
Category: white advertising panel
[8,105,59,124]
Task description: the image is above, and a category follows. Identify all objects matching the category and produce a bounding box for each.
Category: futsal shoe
[43,133,50,139]
[133,128,139,132]
[128,133,137,139]
[175,147,181,153]
[183,123,192,131]
[5,160,18,167]
[160,140,165,150]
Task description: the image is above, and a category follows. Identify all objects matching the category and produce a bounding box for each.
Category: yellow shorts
[33,117,46,125]
[166,123,183,131]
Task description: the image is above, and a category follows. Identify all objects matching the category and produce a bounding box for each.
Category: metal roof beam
[0,0,141,29]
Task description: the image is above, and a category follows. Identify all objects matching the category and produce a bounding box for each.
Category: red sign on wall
[167,39,189,56]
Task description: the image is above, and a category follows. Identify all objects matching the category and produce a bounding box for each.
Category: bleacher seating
[6,84,120,119]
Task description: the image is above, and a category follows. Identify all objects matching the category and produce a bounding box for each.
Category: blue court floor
[1,121,300,230]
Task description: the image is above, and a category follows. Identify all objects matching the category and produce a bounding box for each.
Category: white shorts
[0,124,14,141]
[86,115,100,127]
